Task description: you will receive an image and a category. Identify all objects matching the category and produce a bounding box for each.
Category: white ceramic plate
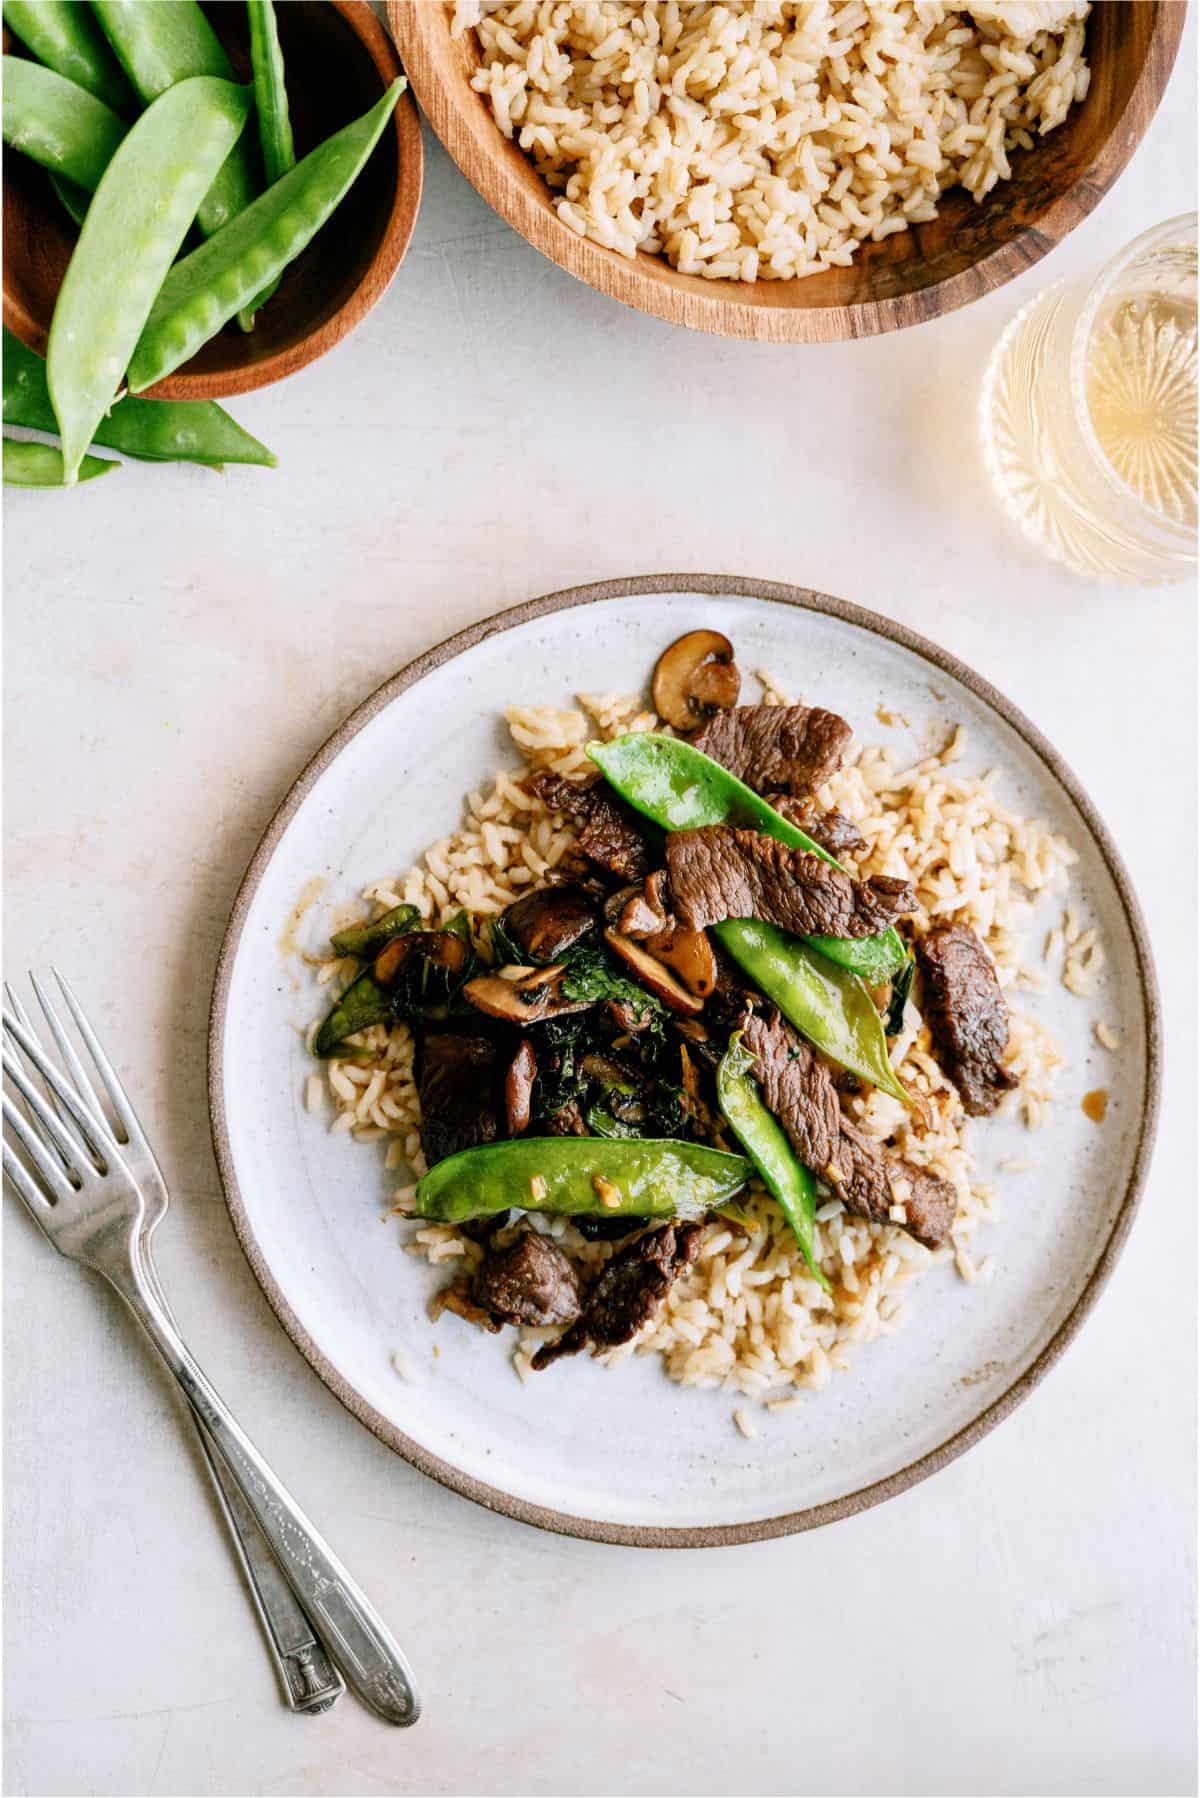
[210,576,1159,1546]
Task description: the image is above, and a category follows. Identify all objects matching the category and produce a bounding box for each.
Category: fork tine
[1,1093,77,1205]
[1,1037,97,1175]
[4,983,72,1164]
[29,972,123,1146]
[2,1009,113,1163]
[1,1140,57,1238]
[48,970,146,1152]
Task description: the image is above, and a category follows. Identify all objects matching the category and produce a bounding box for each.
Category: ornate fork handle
[106,1249,420,1728]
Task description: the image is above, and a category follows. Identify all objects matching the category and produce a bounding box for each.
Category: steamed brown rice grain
[453,3,1090,285]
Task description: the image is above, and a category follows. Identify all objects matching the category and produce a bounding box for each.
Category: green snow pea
[127,79,405,393]
[3,328,276,468]
[589,733,907,983]
[3,436,115,485]
[46,76,251,484]
[717,1033,829,1290]
[1,56,127,188]
[248,0,294,182]
[50,172,91,225]
[242,0,295,324]
[90,0,257,322]
[329,903,421,962]
[1,1,135,112]
[415,1137,754,1227]
[718,918,911,1105]
[590,732,909,1102]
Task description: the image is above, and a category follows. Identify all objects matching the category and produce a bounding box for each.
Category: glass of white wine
[981,214,1197,584]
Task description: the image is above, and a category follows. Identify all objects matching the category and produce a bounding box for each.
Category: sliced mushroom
[652,630,741,732]
[646,921,717,1000]
[463,963,591,1024]
[618,877,671,939]
[602,928,703,1016]
[373,930,471,987]
[617,872,716,999]
[502,884,598,964]
[504,1039,537,1136]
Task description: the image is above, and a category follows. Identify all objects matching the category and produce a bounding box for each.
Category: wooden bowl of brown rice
[387,1,1184,341]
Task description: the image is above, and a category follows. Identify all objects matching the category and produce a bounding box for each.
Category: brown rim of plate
[208,573,1162,1549]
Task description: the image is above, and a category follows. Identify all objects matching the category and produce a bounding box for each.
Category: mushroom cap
[651,630,741,732]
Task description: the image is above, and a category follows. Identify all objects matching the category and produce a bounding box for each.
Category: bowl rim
[207,571,1162,1549]
[1,0,425,400]
[387,0,1185,342]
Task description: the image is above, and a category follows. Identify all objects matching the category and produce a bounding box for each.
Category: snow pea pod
[416,1138,753,1227]
[127,79,405,393]
[1,56,127,187]
[2,0,135,112]
[589,733,907,983]
[329,903,421,962]
[716,1033,829,1290]
[716,918,911,1106]
[242,0,296,325]
[3,327,276,468]
[90,0,257,260]
[3,436,114,485]
[50,172,90,225]
[46,76,251,484]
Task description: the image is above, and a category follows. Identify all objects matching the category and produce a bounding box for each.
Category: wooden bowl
[388,1,1183,342]
[3,0,424,398]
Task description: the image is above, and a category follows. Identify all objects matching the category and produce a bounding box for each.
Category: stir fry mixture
[310,632,1064,1379]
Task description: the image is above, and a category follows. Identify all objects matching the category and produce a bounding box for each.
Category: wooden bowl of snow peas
[2,0,423,401]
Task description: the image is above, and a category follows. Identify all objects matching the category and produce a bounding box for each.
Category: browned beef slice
[473,1231,583,1329]
[531,1222,704,1369]
[836,1121,958,1251]
[666,826,915,937]
[772,797,866,858]
[691,704,852,797]
[916,923,1017,1117]
[418,1034,499,1166]
[527,771,651,881]
[740,1009,956,1249]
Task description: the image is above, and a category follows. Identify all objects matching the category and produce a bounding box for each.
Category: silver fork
[4,982,345,1717]
[1,973,420,1728]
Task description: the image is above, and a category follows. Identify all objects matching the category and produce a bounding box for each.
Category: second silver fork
[2,974,420,1728]
[5,980,345,1716]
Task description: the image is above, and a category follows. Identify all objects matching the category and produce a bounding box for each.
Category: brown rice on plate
[305,648,1098,1407]
[451,1,1092,283]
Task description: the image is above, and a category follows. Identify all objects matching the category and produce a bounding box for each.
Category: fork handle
[107,1257,420,1728]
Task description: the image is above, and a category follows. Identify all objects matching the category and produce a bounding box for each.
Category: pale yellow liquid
[1086,295,1197,530]
[981,227,1197,584]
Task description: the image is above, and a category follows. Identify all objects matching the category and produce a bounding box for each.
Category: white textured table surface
[4,14,1197,1794]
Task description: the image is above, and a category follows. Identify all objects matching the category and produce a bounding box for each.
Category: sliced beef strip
[418,1032,500,1167]
[740,1009,956,1249]
[532,1221,704,1369]
[916,923,1018,1117]
[772,797,866,858]
[526,771,652,882]
[691,704,852,798]
[472,1230,583,1329]
[666,826,915,938]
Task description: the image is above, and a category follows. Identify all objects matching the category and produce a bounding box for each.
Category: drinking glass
[981,214,1197,584]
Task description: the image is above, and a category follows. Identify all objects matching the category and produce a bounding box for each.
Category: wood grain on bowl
[388,1,1184,342]
[2,0,423,399]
